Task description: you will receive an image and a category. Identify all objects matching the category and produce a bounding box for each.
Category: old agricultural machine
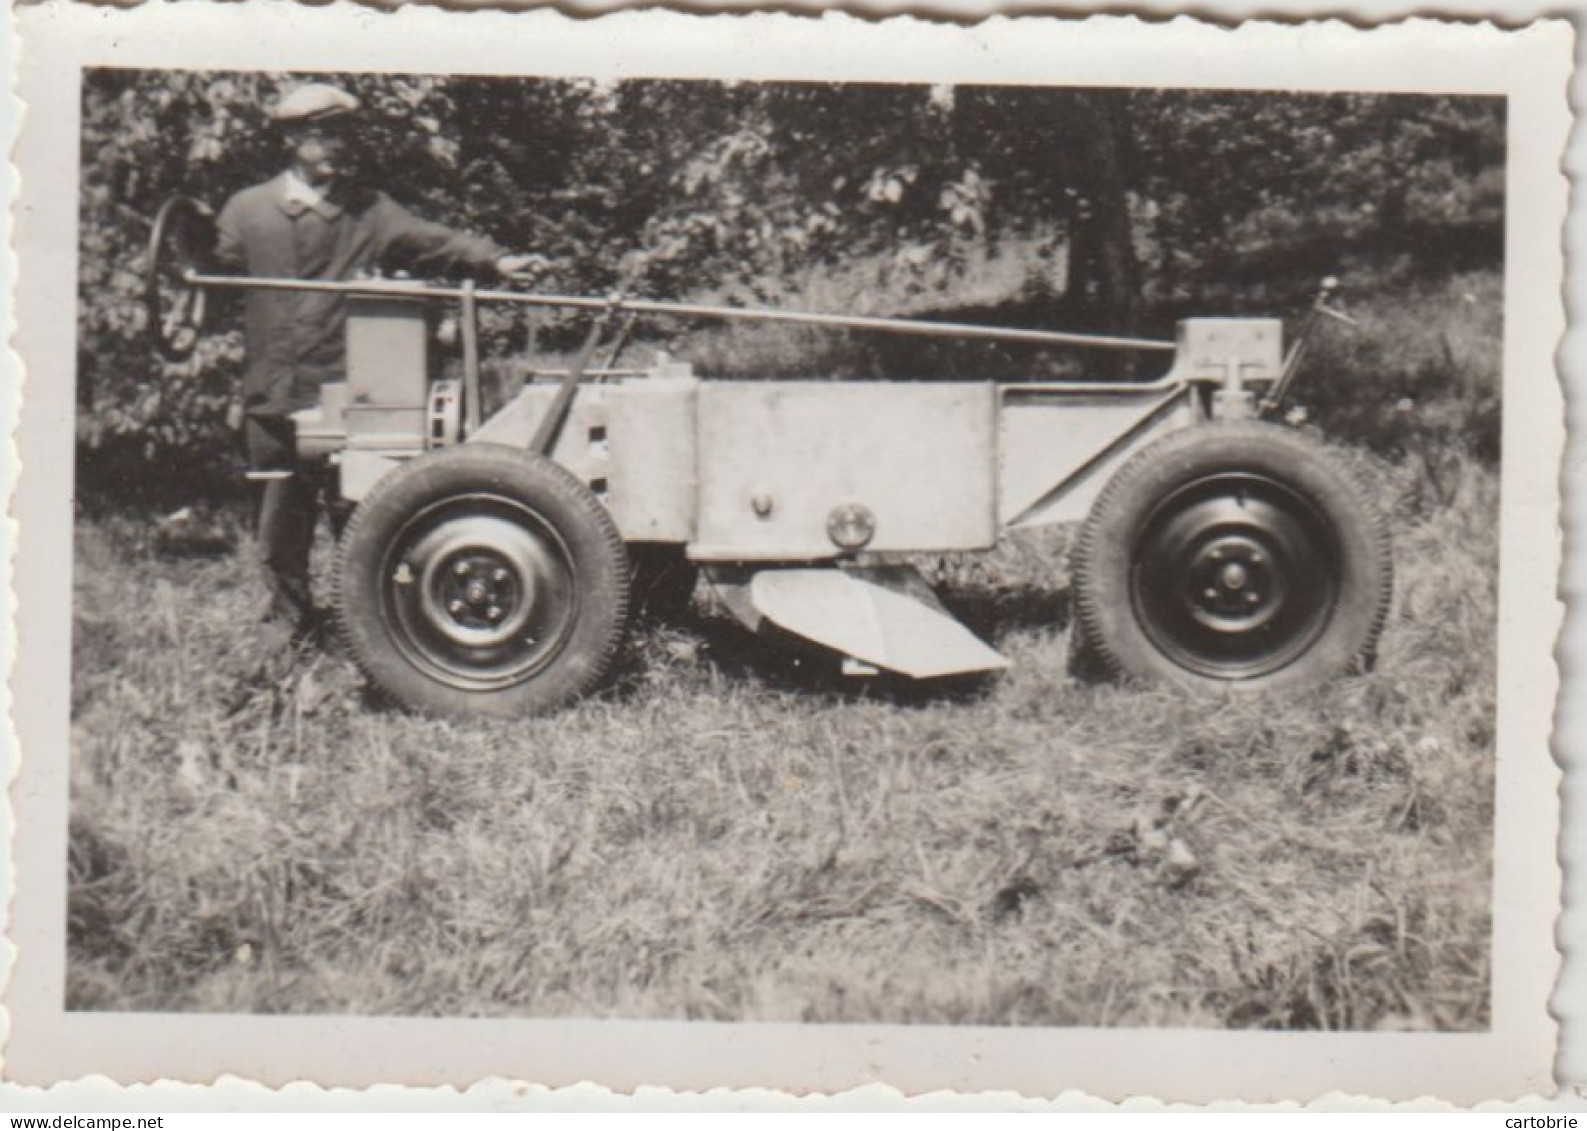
[146,195,1392,718]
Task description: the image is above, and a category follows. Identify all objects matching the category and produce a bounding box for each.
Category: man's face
[289,123,355,187]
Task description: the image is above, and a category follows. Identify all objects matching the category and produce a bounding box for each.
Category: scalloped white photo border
[3,4,1573,1103]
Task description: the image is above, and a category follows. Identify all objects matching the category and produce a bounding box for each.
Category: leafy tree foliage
[76,69,1502,492]
[1129,90,1504,310]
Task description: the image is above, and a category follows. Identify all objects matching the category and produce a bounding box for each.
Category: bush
[1295,270,1502,467]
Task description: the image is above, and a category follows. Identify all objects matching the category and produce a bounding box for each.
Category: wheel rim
[378,492,580,691]
[1129,472,1340,680]
[145,197,211,361]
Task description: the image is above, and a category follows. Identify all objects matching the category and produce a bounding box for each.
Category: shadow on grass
[607,590,1053,711]
[935,580,1073,642]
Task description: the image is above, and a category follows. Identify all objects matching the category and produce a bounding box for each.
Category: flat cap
[272,84,360,125]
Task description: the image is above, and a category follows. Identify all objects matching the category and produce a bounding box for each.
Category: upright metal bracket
[1260,277,1357,417]
[527,296,621,457]
[460,280,482,437]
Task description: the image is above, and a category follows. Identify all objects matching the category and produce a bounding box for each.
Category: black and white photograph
[5,5,1571,1103]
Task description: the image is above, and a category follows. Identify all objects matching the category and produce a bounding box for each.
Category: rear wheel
[1071,422,1391,691]
[336,444,630,718]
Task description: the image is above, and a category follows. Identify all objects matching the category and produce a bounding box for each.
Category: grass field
[67,267,1501,1030]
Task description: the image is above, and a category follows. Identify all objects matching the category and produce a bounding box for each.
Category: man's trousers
[247,414,320,630]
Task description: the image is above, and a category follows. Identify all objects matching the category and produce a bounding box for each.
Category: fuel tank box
[344,294,432,453]
[690,381,998,560]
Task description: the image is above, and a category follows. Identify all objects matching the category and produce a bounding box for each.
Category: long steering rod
[179,270,1178,353]
[144,194,1177,364]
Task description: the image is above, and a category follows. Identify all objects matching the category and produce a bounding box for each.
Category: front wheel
[336,444,630,718]
[1071,422,1392,691]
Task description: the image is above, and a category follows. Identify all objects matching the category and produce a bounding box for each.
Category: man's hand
[496,253,551,281]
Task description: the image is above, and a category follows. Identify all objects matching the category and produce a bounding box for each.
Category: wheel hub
[1130,472,1338,680]
[434,549,530,637]
[381,496,579,691]
[1185,534,1285,632]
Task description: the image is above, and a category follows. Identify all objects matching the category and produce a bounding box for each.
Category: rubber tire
[336,443,630,718]
[1071,421,1392,692]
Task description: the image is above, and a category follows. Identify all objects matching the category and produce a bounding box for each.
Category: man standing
[215,83,537,643]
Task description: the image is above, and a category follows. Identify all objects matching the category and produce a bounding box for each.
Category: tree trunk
[1068,92,1141,378]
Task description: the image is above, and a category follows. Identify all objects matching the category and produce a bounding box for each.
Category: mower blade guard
[719,566,1009,679]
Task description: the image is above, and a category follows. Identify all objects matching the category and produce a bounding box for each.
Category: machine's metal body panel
[690,381,997,560]
[339,449,406,501]
[453,375,1200,546]
[1168,317,1283,384]
[605,378,699,542]
[999,385,1201,529]
[472,378,698,542]
[335,314,1277,558]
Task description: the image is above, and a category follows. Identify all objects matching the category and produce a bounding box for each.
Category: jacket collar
[272,171,345,220]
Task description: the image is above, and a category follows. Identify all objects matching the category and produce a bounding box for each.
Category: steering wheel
[144,196,214,362]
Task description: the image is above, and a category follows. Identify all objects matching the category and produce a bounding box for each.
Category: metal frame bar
[1000,374,1187,399]
[184,271,1177,353]
[459,280,482,436]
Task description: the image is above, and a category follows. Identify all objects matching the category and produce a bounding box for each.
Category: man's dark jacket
[215,173,506,417]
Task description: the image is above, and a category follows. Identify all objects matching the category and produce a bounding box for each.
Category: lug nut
[448,599,465,615]
[453,561,470,577]
[1246,592,1261,605]
[486,605,503,622]
[493,567,510,583]
[1204,587,1219,601]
